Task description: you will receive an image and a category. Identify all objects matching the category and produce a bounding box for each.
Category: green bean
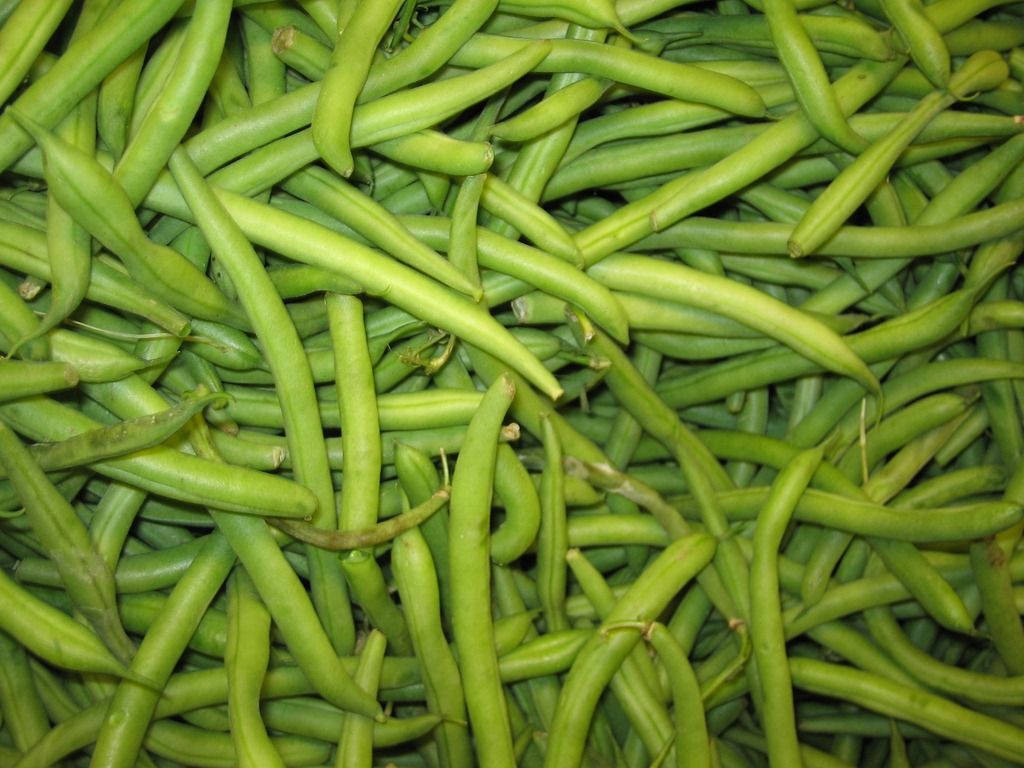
[0,0,74,106]
[490,77,610,143]
[537,414,568,633]
[363,0,500,100]
[0,392,226,478]
[451,34,766,117]
[0,420,133,661]
[0,394,316,517]
[543,532,716,768]
[225,566,284,768]
[261,698,441,748]
[891,464,1005,508]
[637,621,708,768]
[128,21,189,139]
[221,385,483,431]
[863,603,1024,705]
[750,445,822,768]
[784,550,1024,639]
[499,0,633,36]
[568,311,751,621]
[575,56,904,263]
[401,214,629,344]
[491,443,542,565]
[480,173,581,263]
[328,290,387,653]
[199,190,561,399]
[866,534,976,635]
[0,359,78,401]
[641,11,892,60]
[0,629,51,753]
[656,287,984,410]
[28,654,83,723]
[827,359,1024,457]
[284,35,555,144]
[167,146,354,653]
[0,557,133,680]
[834,392,971,481]
[491,24,606,237]
[27,102,95,355]
[804,621,917,689]
[672,484,1021,542]
[565,548,674,757]
[860,409,972,505]
[281,167,480,299]
[92,379,376,725]
[588,254,878,398]
[2,4,1022,766]
[449,373,518,768]
[336,629,387,768]
[0,0,185,174]
[788,658,1024,763]
[970,536,1024,675]
[545,123,768,202]
[242,13,286,107]
[882,0,950,87]
[313,0,403,177]
[13,666,309,768]
[143,719,330,768]
[0,268,48,361]
[0,220,190,336]
[201,486,384,720]
[789,51,1010,258]
[89,526,237,768]
[393,524,472,768]
[115,0,231,206]
[118,591,227,660]
[395,442,454,622]
[721,725,858,768]
[268,486,450,550]
[11,111,246,328]
[97,40,147,160]
[376,133,494,177]
[764,0,867,154]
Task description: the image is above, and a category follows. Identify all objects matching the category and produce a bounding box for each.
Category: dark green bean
[0,392,226,478]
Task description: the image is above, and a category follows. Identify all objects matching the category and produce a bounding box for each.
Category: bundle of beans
[1,0,1024,766]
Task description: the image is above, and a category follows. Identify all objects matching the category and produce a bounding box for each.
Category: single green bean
[764,0,867,154]
[313,0,404,177]
[225,566,284,768]
[392,524,473,768]
[335,629,387,768]
[268,486,450,550]
[750,445,822,768]
[0,392,226,478]
[0,360,78,401]
[449,373,518,768]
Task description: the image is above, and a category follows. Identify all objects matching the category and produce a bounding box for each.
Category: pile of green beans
[1,0,1024,766]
